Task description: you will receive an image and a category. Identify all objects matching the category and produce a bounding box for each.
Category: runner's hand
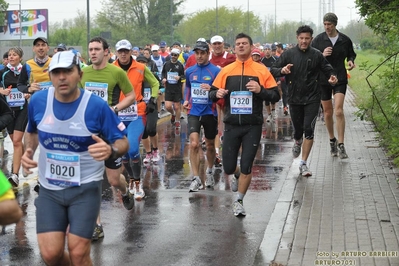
[145,97,157,114]
[21,148,37,175]
[88,135,112,161]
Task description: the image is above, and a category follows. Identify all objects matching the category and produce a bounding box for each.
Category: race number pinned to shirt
[230,91,253,114]
[39,81,52,90]
[118,103,138,122]
[45,152,81,187]
[167,72,178,84]
[85,82,109,102]
[143,88,151,103]
[6,88,24,107]
[191,83,208,104]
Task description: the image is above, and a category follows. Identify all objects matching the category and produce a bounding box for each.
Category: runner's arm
[144,67,160,97]
[0,190,23,225]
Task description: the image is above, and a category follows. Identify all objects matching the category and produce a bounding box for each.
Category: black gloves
[146,97,157,114]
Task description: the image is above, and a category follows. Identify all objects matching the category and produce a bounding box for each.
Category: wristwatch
[109,144,119,159]
[113,106,119,113]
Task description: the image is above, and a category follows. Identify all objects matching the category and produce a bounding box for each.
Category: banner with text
[0,9,48,41]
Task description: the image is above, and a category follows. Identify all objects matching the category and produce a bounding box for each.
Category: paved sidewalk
[255,89,399,266]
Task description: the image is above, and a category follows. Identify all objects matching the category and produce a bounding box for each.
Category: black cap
[193,41,209,52]
[172,41,181,47]
[33,37,48,45]
[136,54,148,63]
[57,43,67,51]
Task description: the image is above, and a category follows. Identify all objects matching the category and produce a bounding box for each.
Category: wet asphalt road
[0,107,294,266]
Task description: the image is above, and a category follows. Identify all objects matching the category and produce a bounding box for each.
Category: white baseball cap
[197,37,206,42]
[151,45,160,51]
[211,35,224,44]
[115,39,132,51]
[171,48,181,55]
[49,51,80,72]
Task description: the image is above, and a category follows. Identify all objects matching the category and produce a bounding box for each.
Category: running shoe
[233,200,246,217]
[34,182,40,194]
[299,164,312,177]
[231,173,239,192]
[330,139,338,157]
[8,173,19,188]
[92,224,104,241]
[201,139,206,151]
[189,176,203,192]
[271,110,277,121]
[143,152,152,164]
[133,181,145,200]
[214,154,222,167]
[338,143,348,159]
[205,172,215,188]
[128,179,135,194]
[171,115,176,124]
[122,189,135,210]
[292,139,302,158]
[151,149,160,163]
[283,106,289,116]
[175,127,180,136]
[266,114,272,123]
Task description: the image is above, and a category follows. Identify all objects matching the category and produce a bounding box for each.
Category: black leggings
[222,124,262,175]
[289,102,319,141]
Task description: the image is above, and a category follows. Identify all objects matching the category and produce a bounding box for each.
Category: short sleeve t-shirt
[79,63,133,106]
[0,170,14,202]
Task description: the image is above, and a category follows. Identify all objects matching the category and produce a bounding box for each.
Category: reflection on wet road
[1,108,294,266]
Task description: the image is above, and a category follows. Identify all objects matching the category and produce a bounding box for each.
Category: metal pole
[300,0,302,23]
[247,0,249,33]
[216,0,218,34]
[87,0,90,46]
[19,0,21,47]
[170,0,173,43]
[274,0,276,40]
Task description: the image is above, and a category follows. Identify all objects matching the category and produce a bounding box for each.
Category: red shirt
[159,51,169,58]
[209,51,236,68]
[184,54,196,70]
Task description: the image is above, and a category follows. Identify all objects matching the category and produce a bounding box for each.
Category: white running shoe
[231,173,239,192]
[151,149,161,163]
[233,200,246,216]
[133,181,145,200]
[8,173,19,187]
[205,172,215,188]
[143,152,152,164]
[266,114,272,123]
[299,164,312,177]
[189,176,203,192]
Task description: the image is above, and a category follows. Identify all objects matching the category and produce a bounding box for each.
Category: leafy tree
[0,0,7,12]
[355,0,399,166]
[95,0,184,46]
[177,6,263,46]
[50,11,89,47]
[356,0,399,54]
[0,0,8,31]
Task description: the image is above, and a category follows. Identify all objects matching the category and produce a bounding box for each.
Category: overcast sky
[9,0,359,28]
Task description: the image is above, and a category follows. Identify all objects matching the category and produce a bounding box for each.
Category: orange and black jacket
[210,57,279,126]
[113,59,159,116]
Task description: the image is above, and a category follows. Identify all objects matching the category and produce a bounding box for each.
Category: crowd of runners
[0,12,356,265]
